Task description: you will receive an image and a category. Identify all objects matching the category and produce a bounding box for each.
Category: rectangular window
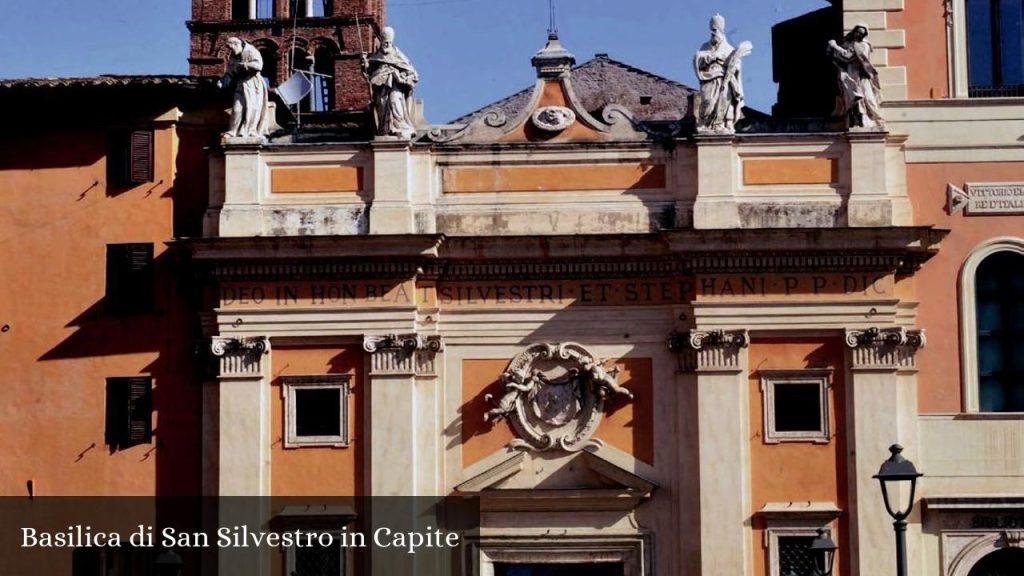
[105,243,154,316]
[105,377,152,449]
[106,130,153,187]
[776,536,817,576]
[256,0,275,18]
[967,0,1024,96]
[760,370,831,443]
[282,375,350,447]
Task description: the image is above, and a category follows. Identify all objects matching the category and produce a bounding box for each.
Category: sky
[0,0,829,122]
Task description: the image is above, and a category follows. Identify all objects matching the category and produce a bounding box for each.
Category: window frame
[278,506,357,576]
[281,375,350,448]
[959,237,1024,412]
[758,502,840,576]
[759,369,832,444]
[950,0,1024,98]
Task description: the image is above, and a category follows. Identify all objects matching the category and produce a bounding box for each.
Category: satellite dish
[277,71,313,106]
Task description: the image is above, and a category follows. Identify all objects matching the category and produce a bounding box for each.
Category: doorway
[494,563,625,576]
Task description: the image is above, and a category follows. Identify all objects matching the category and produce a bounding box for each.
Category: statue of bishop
[693,14,752,134]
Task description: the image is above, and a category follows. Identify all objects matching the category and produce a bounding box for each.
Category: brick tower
[187,0,384,114]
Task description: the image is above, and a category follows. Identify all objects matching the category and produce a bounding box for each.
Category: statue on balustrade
[827,24,885,130]
[218,37,270,141]
[362,26,420,140]
[693,14,752,134]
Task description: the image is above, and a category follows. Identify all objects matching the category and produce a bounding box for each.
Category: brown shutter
[128,130,153,184]
[126,377,153,444]
[105,377,152,448]
[105,243,155,315]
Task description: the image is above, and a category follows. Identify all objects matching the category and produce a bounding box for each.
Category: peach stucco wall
[0,126,202,497]
[909,162,1024,413]
[888,3,950,99]
[269,345,364,496]
[749,338,849,576]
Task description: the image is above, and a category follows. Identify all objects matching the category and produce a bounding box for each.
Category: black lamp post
[873,444,923,576]
[154,548,184,576]
[810,528,838,576]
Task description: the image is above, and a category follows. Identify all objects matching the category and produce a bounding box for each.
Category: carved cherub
[484,370,536,423]
[582,361,633,401]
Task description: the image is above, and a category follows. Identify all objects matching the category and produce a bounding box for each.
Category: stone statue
[827,25,885,129]
[218,37,269,141]
[362,27,419,139]
[693,14,752,134]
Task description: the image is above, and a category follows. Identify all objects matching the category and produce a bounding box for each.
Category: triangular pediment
[455,450,657,512]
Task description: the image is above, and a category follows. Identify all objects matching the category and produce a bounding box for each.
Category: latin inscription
[218,274,892,309]
[971,515,1024,529]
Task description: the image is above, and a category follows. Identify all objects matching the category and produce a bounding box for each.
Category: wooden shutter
[105,243,155,315]
[105,377,152,448]
[128,130,154,184]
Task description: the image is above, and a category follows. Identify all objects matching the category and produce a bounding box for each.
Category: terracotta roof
[451,54,697,125]
[454,53,700,124]
[0,75,208,90]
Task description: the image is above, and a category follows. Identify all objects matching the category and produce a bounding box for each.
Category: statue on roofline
[362,26,419,140]
[827,24,885,130]
[694,14,752,134]
[218,37,270,141]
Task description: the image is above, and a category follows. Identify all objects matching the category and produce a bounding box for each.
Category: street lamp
[810,528,838,576]
[873,444,923,576]
[154,548,184,576]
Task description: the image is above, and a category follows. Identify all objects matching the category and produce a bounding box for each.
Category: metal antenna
[548,0,557,35]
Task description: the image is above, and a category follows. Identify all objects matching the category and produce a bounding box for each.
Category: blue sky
[0,0,829,121]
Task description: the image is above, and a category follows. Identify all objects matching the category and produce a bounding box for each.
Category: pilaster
[692,134,740,229]
[363,333,444,496]
[370,139,415,234]
[207,335,272,576]
[670,330,751,576]
[844,327,925,576]
[847,131,893,226]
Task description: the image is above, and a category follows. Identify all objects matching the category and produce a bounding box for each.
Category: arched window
[310,46,335,112]
[961,238,1024,412]
[967,548,1024,575]
[254,42,279,88]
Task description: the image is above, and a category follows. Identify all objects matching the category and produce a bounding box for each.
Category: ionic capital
[363,333,444,376]
[668,329,748,373]
[210,336,270,378]
[845,327,925,371]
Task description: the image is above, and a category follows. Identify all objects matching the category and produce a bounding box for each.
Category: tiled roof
[0,75,208,90]
[451,54,697,125]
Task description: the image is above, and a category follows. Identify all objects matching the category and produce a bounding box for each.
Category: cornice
[175,227,947,281]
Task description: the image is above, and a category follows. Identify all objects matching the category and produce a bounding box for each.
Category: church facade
[2,1,1024,576]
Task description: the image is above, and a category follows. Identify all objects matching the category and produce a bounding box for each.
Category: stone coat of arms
[485,342,633,452]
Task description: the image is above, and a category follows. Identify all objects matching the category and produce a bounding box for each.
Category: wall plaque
[948,183,1024,215]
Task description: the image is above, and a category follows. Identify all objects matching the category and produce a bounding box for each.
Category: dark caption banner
[0,497,480,576]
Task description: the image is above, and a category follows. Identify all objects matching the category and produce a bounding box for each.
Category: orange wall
[909,162,1024,412]
[270,345,364,496]
[0,126,203,496]
[888,4,949,99]
[749,338,849,576]
[461,357,654,468]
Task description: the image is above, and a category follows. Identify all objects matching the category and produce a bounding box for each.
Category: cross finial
[548,0,558,36]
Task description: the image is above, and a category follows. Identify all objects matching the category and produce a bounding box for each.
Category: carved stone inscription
[218,273,894,310]
[949,183,1024,215]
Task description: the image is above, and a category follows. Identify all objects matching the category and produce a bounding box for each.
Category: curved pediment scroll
[484,342,632,452]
